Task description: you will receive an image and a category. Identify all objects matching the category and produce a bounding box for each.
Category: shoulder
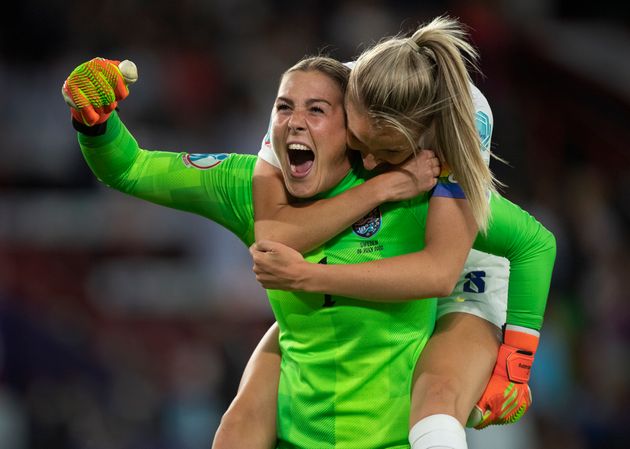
[469,82,493,123]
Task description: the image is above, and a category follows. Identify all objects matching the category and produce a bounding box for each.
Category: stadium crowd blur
[0,1,628,448]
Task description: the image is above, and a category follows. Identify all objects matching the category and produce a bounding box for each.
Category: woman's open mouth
[287,144,314,178]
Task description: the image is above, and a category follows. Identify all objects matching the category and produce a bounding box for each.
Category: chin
[284,177,318,199]
[287,183,316,199]
[282,168,320,199]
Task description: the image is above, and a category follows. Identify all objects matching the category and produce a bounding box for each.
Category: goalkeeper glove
[467,325,539,429]
[61,58,138,126]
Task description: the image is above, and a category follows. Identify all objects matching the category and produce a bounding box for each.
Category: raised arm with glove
[61,57,137,127]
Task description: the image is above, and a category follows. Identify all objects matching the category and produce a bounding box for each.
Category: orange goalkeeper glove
[467,325,539,429]
[61,57,138,126]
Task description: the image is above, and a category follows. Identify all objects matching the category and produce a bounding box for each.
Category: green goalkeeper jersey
[78,112,555,449]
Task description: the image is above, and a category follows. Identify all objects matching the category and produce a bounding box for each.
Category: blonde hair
[347,16,498,232]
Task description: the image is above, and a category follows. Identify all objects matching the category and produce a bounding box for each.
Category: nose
[361,152,380,170]
[288,110,306,133]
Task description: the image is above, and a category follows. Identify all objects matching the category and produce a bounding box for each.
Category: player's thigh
[410,251,507,419]
[413,312,501,385]
[215,322,281,437]
[410,313,501,425]
[425,250,508,379]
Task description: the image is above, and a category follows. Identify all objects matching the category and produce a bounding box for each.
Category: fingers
[76,104,117,126]
[465,405,484,428]
[63,57,139,126]
[249,241,274,272]
[61,82,77,108]
[252,239,279,253]
[249,241,287,289]
[432,159,441,177]
[101,101,118,114]
[249,244,263,266]
[76,105,101,127]
[422,150,441,177]
[250,251,275,289]
[415,149,440,169]
[112,71,130,102]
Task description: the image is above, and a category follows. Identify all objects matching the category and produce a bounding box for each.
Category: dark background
[0,1,628,448]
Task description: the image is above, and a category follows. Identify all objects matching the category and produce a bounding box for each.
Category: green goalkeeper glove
[61,58,138,126]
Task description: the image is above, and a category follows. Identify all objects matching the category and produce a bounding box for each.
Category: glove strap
[72,118,108,136]
[496,325,540,384]
[498,345,534,384]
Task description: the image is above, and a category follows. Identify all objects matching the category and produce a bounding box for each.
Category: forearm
[254,160,388,253]
[503,226,556,330]
[78,112,257,240]
[78,112,187,204]
[473,194,557,330]
[213,322,280,449]
[78,111,141,188]
[253,197,476,301]
[299,251,453,300]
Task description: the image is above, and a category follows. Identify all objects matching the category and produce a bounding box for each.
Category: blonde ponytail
[348,16,498,232]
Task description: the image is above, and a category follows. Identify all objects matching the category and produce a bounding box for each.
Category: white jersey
[258,79,508,328]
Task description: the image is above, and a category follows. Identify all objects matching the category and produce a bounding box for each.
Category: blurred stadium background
[0,1,628,448]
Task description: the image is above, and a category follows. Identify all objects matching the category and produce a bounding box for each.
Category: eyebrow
[276,97,332,106]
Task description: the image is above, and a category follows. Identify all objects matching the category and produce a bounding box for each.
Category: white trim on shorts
[436,249,509,328]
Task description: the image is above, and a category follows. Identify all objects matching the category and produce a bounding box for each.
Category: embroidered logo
[352,207,382,238]
[463,270,486,293]
[182,153,229,169]
[475,111,492,151]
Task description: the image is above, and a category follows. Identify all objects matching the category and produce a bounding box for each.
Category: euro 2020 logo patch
[352,207,382,238]
[182,153,229,169]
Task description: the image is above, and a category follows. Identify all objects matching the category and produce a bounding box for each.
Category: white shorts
[437,249,509,328]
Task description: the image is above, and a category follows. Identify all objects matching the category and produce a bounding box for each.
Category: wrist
[77,110,122,149]
[504,325,540,353]
[301,261,328,293]
[363,176,391,204]
[496,325,539,384]
[72,117,108,136]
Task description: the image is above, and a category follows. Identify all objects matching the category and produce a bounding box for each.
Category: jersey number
[318,257,336,308]
[463,271,486,294]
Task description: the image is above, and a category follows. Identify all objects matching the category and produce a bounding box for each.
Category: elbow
[547,231,557,260]
[538,226,557,263]
[253,222,277,242]
[433,271,459,298]
[434,284,456,299]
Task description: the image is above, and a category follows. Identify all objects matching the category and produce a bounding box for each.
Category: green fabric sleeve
[473,194,556,330]
[78,112,257,246]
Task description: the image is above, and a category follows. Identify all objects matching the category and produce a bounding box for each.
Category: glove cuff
[504,325,540,353]
[72,117,108,136]
[495,327,539,384]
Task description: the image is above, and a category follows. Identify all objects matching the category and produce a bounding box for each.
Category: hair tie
[406,38,420,52]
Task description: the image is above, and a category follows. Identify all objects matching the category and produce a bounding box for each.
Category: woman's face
[272,70,351,198]
[345,99,414,170]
